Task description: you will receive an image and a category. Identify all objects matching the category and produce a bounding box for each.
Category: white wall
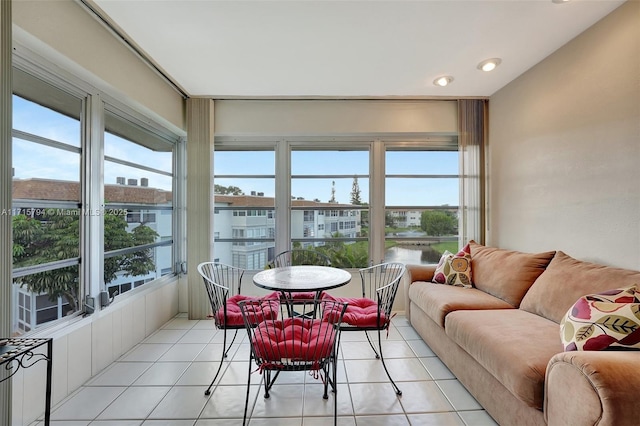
[487,1,640,269]
[12,0,185,133]
[214,99,458,135]
[11,279,179,426]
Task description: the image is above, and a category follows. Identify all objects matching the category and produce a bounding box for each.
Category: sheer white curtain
[186,98,216,319]
[1,1,12,422]
[458,99,486,246]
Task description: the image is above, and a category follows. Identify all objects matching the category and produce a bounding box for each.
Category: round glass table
[253,265,352,317]
[253,265,352,294]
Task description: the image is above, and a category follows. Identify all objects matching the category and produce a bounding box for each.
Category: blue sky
[13,96,173,191]
[215,150,459,206]
[13,95,458,206]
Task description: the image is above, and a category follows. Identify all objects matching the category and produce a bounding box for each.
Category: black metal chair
[269,249,332,307]
[239,298,348,426]
[197,262,279,396]
[270,249,332,269]
[322,262,406,395]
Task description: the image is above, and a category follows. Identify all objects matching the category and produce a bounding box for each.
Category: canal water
[384,230,450,265]
[384,245,443,265]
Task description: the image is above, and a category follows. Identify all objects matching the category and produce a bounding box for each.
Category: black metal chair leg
[204,356,225,396]
[323,362,330,399]
[223,329,238,358]
[263,370,272,398]
[243,357,252,426]
[364,330,381,359]
[334,373,338,426]
[205,328,234,396]
[377,328,402,395]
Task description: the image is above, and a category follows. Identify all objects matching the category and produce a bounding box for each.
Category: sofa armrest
[545,351,640,426]
[406,264,437,283]
[403,264,437,321]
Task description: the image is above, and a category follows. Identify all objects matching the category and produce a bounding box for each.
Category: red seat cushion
[281,291,320,300]
[322,293,385,328]
[252,317,337,362]
[215,292,279,327]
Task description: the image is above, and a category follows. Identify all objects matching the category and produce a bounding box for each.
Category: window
[12,88,82,334]
[384,149,459,264]
[290,148,369,268]
[10,65,181,335]
[213,149,275,268]
[214,139,462,270]
[103,109,175,298]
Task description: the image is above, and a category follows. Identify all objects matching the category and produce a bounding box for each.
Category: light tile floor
[33,314,498,425]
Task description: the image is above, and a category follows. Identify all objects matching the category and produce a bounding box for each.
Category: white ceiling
[91,0,625,98]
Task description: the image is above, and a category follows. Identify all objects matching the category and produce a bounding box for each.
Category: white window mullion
[275,139,291,254]
[370,141,385,265]
[174,136,187,275]
[82,94,105,308]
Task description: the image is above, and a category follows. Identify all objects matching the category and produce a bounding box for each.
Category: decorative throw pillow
[432,244,472,288]
[560,285,640,351]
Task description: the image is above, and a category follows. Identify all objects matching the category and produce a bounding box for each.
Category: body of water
[384,230,449,265]
[384,245,442,265]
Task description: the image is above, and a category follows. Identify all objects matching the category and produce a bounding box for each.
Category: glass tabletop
[253,265,352,292]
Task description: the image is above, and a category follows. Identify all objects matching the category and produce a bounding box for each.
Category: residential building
[11,178,173,332]
[214,193,361,269]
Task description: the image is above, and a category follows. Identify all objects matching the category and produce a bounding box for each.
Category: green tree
[329,180,336,203]
[316,234,369,268]
[385,211,396,228]
[214,184,244,195]
[13,212,158,313]
[350,176,362,205]
[358,202,369,235]
[420,210,457,236]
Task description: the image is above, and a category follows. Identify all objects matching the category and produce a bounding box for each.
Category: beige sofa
[404,241,640,426]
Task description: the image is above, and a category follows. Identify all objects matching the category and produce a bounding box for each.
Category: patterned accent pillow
[560,285,640,351]
[432,244,472,288]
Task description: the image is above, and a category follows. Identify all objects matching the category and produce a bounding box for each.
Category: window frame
[214,135,459,269]
[9,52,184,335]
[102,105,177,299]
[212,142,277,268]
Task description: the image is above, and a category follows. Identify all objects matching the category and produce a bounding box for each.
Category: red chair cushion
[322,293,385,328]
[282,291,320,300]
[216,292,279,327]
[252,317,337,362]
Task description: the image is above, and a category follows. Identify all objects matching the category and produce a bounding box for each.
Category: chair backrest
[359,262,406,325]
[239,298,347,370]
[197,262,245,327]
[271,249,331,268]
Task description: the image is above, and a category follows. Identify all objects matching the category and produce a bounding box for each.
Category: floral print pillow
[432,244,472,288]
[560,285,640,351]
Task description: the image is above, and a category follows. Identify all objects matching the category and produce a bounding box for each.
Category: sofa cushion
[560,285,640,351]
[408,281,514,327]
[433,244,473,288]
[445,309,562,409]
[520,251,640,324]
[469,241,555,307]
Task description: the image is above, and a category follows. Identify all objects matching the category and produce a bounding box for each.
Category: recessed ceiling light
[433,76,454,87]
[552,0,570,3]
[477,58,502,72]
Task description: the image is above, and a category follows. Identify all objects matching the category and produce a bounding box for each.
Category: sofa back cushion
[469,241,556,307]
[520,251,640,323]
